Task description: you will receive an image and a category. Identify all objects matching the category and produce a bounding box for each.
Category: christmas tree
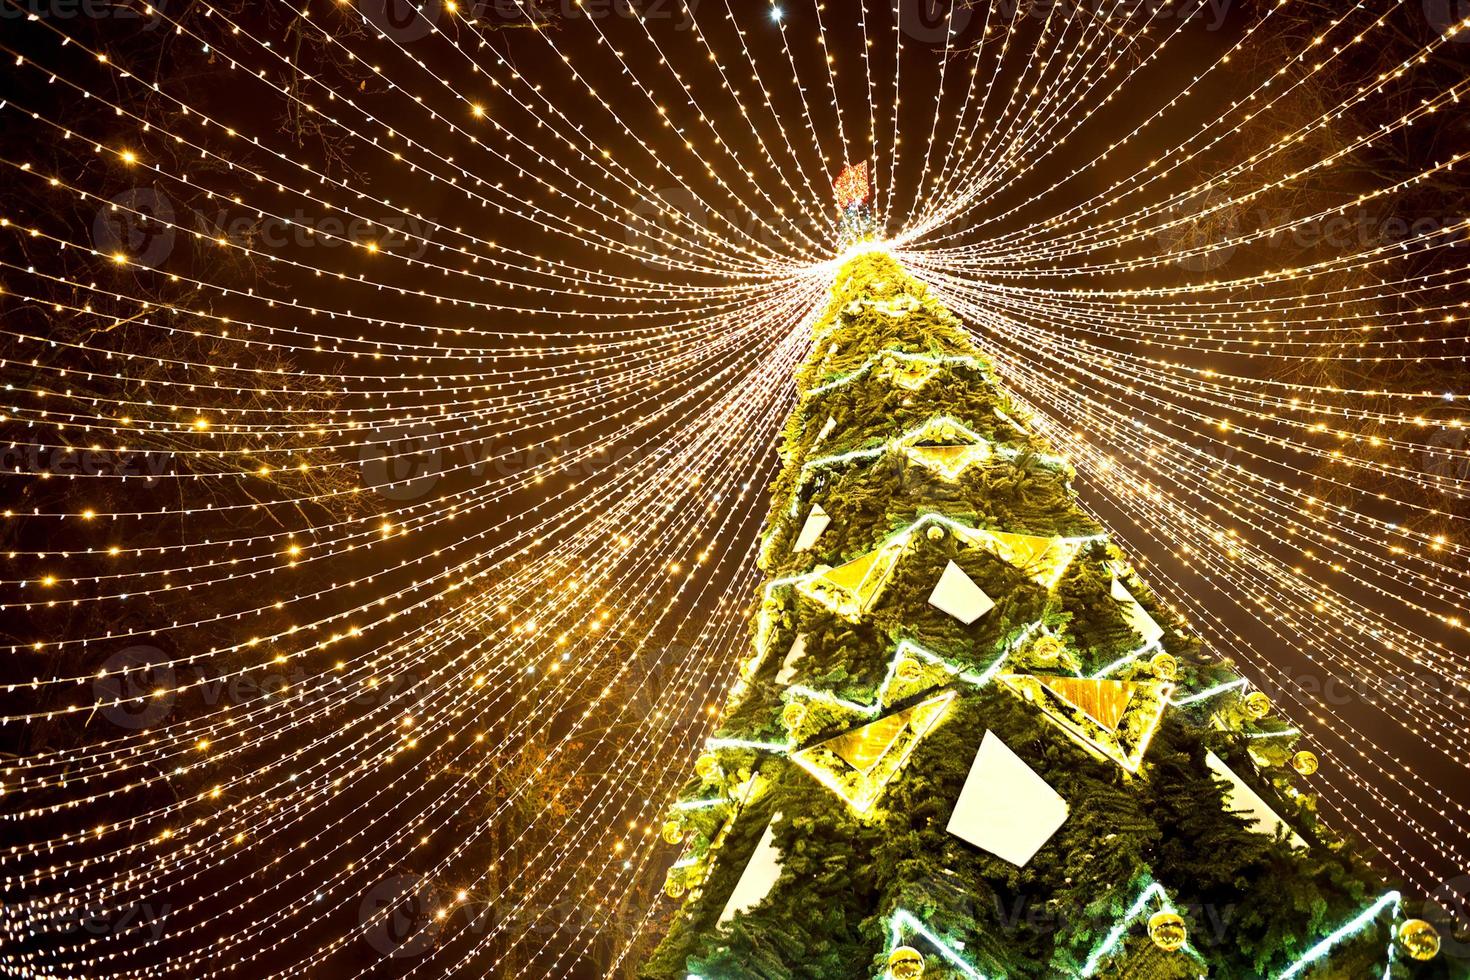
[639,170,1449,980]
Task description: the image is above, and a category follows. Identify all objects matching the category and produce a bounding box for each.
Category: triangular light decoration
[1111,577,1165,644]
[792,691,954,814]
[905,444,990,481]
[987,531,1085,588]
[717,814,786,925]
[899,417,992,481]
[995,406,1023,431]
[880,355,944,391]
[1035,676,1138,731]
[797,541,906,620]
[999,673,1173,774]
[1204,750,1307,849]
[824,713,909,773]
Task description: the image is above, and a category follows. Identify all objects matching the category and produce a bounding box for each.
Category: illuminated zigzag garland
[648,251,1417,980]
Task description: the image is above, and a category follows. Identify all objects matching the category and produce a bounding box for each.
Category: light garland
[0,0,1466,975]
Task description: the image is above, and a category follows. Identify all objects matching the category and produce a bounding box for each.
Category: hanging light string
[920,0,1407,251]
[21,0,805,279]
[927,284,1470,576]
[0,275,823,668]
[0,283,823,787]
[0,302,805,975]
[942,295,1470,881]
[932,284,1470,468]
[903,0,1165,235]
[133,315,805,980]
[917,0,1193,233]
[318,0,823,266]
[3,2,1468,974]
[467,0,833,258]
[941,289,1468,633]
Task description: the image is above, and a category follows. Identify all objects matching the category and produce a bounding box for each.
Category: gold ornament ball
[896,656,925,681]
[1290,750,1319,776]
[694,754,722,781]
[660,820,684,845]
[926,524,945,541]
[663,873,685,900]
[1032,635,1066,664]
[886,945,925,979]
[1149,652,1179,681]
[1398,919,1441,961]
[1147,910,1188,952]
[781,702,807,730]
[1243,691,1272,720]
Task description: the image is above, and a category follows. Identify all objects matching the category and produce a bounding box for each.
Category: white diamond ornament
[947,732,1068,867]
[792,505,831,553]
[717,814,785,925]
[1111,578,1165,644]
[927,561,995,625]
[774,635,807,686]
[1205,751,1307,849]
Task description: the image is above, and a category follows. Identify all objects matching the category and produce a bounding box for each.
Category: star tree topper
[835,162,877,247]
[834,162,871,210]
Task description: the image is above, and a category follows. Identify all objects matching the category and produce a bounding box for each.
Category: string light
[1,1,1466,976]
